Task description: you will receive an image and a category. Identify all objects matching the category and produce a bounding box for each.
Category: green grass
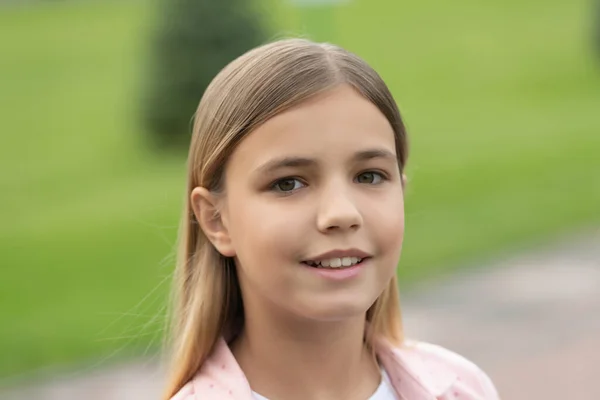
[1,0,599,380]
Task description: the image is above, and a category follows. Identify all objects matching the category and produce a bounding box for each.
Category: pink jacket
[170,335,499,400]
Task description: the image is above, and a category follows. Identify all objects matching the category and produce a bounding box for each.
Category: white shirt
[251,367,397,400]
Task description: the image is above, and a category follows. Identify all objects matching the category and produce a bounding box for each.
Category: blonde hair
[164,38,409,399]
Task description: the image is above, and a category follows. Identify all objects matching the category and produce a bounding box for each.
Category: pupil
[359,173,373,183]
[279,179,295,191]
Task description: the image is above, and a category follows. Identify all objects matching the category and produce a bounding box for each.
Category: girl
[165,39,499,400]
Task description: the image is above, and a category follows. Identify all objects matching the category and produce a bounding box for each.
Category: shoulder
[406,341,499,399]
[169,381,195,400]
[167,338,253,400]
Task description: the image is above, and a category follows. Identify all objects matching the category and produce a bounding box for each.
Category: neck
[231,307,380,400]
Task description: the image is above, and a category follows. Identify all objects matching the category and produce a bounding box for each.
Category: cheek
[226,197,309,299]
[379,217,405,259]
[226,196,308,261]
[367,193,405,255]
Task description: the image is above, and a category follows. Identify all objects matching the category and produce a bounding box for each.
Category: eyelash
[269,170,389,194]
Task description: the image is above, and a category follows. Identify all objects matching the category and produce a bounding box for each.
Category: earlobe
[190,187,236,257]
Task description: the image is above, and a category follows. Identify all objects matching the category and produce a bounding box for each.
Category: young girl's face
[218,85,404,322]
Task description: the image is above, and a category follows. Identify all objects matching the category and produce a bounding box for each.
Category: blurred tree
[141,0,267,149]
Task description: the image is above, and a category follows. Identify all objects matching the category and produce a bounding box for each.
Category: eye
[355,171,385,185]
[272,177,305,193]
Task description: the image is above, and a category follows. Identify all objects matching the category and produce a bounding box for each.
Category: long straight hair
[164,38,409,399]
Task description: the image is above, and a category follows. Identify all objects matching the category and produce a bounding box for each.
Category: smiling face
[199,85,405,322]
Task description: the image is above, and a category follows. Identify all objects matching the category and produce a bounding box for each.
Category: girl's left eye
[355,171,385,184]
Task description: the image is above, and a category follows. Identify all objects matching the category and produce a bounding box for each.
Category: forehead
[228,86,397,171]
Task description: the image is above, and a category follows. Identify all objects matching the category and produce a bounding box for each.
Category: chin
[299,297,374,322]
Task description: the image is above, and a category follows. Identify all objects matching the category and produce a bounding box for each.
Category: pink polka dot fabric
[170,337,499,400]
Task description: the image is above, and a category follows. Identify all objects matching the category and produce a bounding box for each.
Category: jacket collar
[191,336,457,400]
[372,335,457,400]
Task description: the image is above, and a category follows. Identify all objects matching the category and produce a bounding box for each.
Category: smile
[303,257,364,269]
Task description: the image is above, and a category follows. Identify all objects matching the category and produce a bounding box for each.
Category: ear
[401,173,408,188]
[190,187,236,257]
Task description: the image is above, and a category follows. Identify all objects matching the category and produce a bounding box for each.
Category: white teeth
[305,257,364,269]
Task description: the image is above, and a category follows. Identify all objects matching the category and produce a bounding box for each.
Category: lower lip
[303,259,369,281]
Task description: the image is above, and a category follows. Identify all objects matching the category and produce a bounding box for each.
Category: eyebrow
[254,148,397,175]
[353,148,397,162]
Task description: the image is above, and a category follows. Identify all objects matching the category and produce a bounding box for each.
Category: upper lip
[304,248,372,262]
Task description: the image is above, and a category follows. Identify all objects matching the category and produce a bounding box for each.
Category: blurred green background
[1,0,599,381]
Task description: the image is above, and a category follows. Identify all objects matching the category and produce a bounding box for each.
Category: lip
[304,258,370,281]
[303,248,373,262]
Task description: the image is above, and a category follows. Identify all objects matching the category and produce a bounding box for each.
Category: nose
[316,183,363,233]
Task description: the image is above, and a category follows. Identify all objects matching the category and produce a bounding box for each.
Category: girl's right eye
[271,178,305,193]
